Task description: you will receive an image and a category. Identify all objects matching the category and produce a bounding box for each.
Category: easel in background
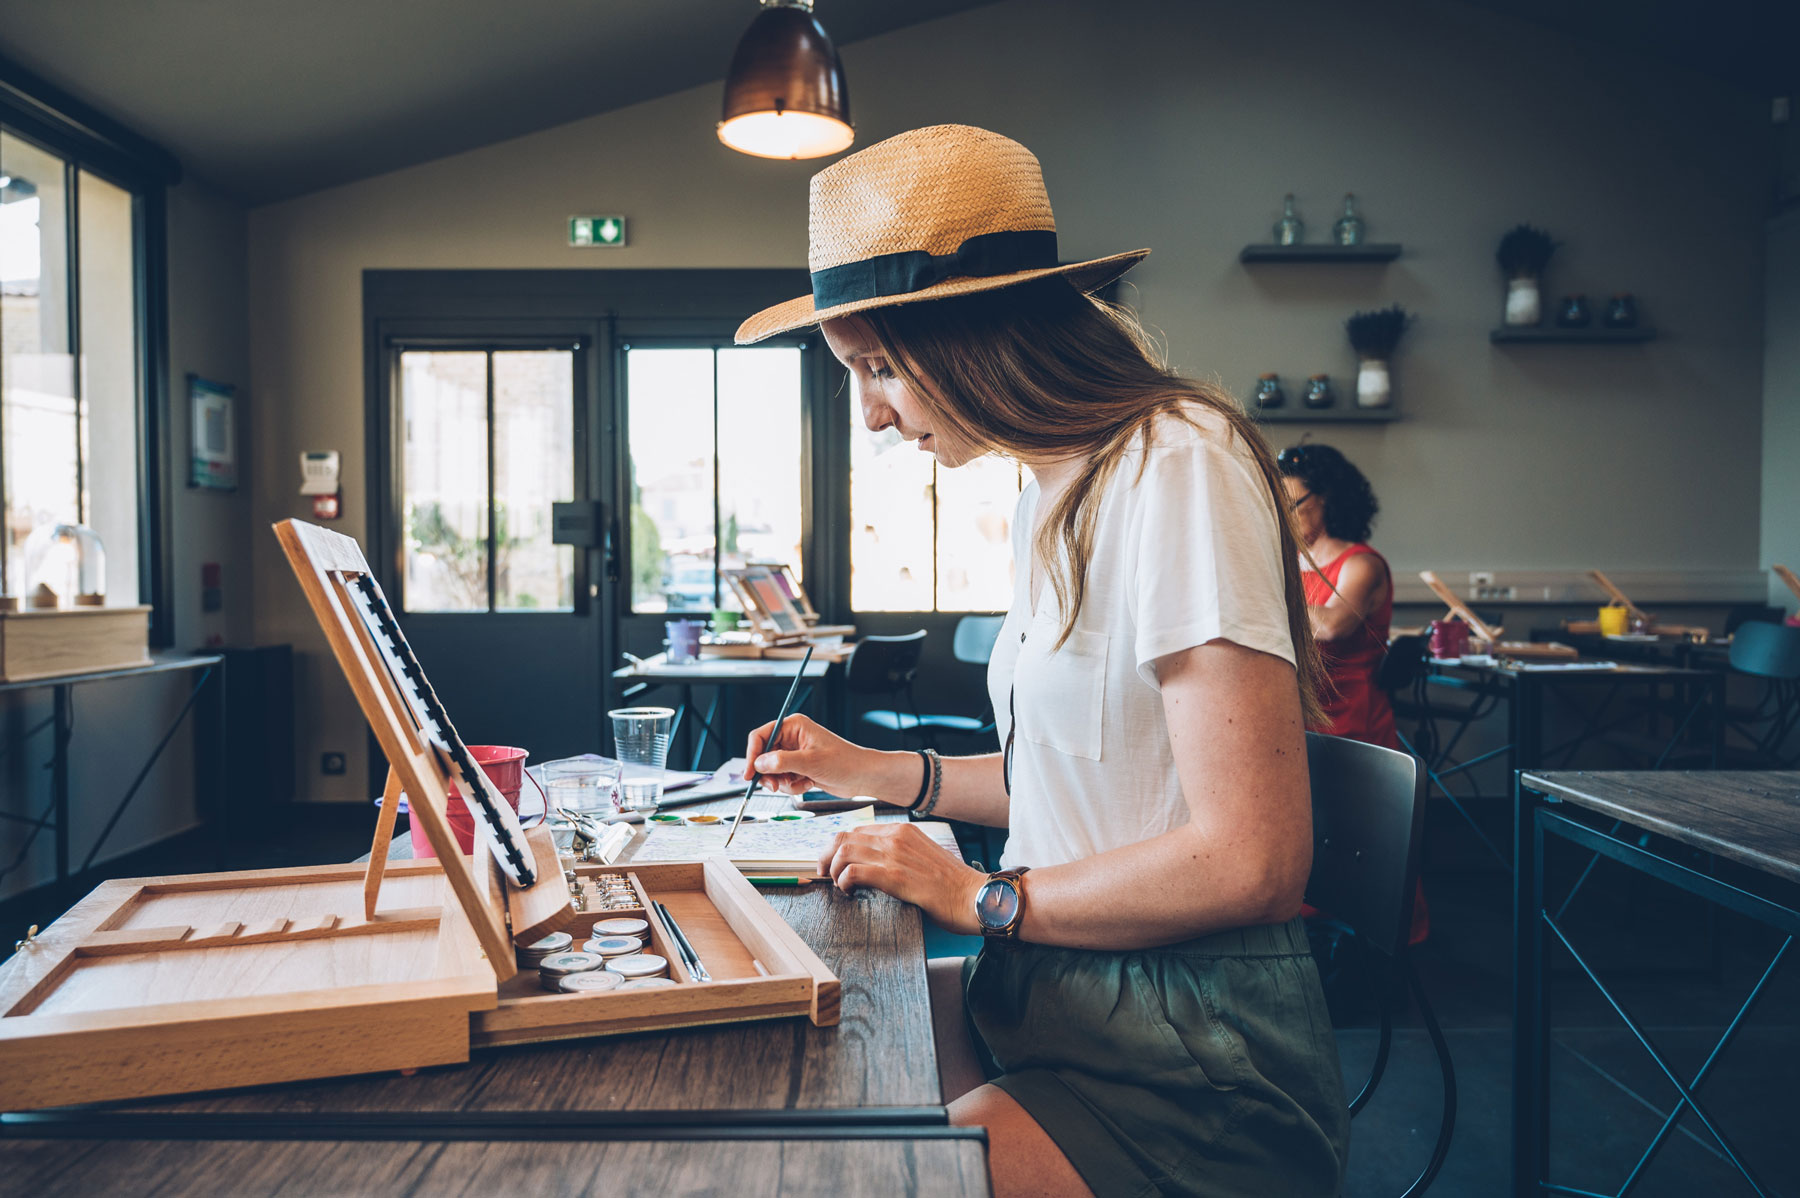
[718,565,856,659]
[1572,569,1709,639]
[1773,564,1800,611]
[749,561,820,624]
[1418,570,1578,659]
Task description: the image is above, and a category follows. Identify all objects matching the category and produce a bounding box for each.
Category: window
[848,378,1022,612]
[0,130,142,604]
[627,345,803,613]
[398,347,575,612]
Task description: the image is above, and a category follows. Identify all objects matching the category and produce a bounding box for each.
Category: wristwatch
[974,867,1031,941]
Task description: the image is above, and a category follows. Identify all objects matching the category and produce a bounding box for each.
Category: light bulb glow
[718,111,854,160]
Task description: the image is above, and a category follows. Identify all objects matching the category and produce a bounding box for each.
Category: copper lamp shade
[718,2,853,160]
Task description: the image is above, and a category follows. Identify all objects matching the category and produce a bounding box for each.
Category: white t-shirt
[987,404,1296,869]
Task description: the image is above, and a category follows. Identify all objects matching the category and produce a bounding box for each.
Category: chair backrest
[1303,732,1424,961]
[1729,620,1800,681]
[1375,633,1428,693]
[952,616,1005,665]
[845,631,928,696]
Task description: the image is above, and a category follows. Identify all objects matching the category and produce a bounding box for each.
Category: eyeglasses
[1003,685,1015,796]
[1289,490,1316,512]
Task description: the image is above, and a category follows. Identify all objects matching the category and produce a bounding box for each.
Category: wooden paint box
[0,840,836,1111]
[0,606,151,682]
[0,518,838,1111]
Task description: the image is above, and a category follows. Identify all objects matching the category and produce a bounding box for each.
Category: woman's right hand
[745,714,891,798]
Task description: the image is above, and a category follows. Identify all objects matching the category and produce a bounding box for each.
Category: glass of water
[608,706,676,812]
[542,759,613,814]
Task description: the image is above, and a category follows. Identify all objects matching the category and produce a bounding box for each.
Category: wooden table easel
[1577,569,1709,639]
[1418,570,1577,659]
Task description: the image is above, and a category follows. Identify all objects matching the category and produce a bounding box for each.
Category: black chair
[1381,633,1509,870]
[1719,621,1800,766]
[1304,731,1455,1197]
[851,630,930,746]
[908,615,1006,747]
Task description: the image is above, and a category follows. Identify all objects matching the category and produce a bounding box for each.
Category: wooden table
[3,795,943,1140]
[0,652,227,900]
[1414,657,1723,869]
[0,1133,991,1196]
[1511,771,1800,1197]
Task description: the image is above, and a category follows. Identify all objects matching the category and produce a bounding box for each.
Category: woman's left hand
[819,823,988,937]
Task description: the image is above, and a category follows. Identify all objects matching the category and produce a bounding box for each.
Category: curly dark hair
[1276,442,1379,543]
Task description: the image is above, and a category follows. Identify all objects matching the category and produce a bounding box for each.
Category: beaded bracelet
[911,748,944,819]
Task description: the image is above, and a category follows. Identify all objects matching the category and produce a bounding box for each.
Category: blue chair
[908,616,1006,747]
[1721,621,1800,766]
[1305,732,1455,1197]
[852,631,930,746]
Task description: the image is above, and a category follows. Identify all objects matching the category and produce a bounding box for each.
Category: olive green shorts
[961,916,1348,1198]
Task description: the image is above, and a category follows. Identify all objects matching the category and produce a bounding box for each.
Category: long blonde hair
[862,277,1325,728]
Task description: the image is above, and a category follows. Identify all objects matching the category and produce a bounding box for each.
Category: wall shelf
[1239,244,1402,264]
[1250,406,1401,424]
[1489,325,1656,344]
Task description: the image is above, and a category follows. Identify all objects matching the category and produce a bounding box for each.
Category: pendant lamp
[718,0,854,160]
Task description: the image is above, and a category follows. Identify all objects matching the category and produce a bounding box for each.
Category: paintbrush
[723,644,814,849]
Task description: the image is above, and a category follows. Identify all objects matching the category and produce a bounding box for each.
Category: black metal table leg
[51,684,70,896]
[198,659,229,868]
[1512,776,1548,1197]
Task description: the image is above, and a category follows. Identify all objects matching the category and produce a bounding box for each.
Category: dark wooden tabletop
[99,800,940,1121]
[1521,771,1800,885]
[1,1134,991,1197]
[1430,657,1717,680]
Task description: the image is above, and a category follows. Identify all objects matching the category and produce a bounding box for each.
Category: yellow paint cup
[1597,605,1629,636]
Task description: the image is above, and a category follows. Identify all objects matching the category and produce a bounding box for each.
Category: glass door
[389,341,604,760]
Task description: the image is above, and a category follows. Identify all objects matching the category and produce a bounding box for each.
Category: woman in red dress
[1278,443,1427,942]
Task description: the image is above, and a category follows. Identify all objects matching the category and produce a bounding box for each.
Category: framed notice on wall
[189,375,238,491]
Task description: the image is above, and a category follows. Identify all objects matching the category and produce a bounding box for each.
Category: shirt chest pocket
[1013,624,1109,762]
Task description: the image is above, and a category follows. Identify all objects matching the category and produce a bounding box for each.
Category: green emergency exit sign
[569,216,627,247]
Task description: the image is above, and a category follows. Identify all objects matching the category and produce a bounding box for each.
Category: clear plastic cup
[609,706,675,811]
[542,759,613,814]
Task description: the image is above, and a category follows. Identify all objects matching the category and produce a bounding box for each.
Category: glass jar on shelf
[1273,194,1304,246]
[1253,373,1286,409]
[1332,194,1364,247]
[22,523,106,609]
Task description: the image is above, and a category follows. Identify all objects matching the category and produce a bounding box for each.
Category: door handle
[604,512,621,585]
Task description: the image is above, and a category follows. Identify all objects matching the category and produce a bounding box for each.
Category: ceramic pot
[1356,358,1391,408]
[1504,275,1542,326]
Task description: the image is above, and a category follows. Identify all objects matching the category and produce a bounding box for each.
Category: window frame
[1,63,177,644]
[846,389,1025,617]
[621,335,814,616]
[375,328,593,617]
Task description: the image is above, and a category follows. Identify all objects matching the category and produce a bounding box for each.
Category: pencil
[723,644,814,848]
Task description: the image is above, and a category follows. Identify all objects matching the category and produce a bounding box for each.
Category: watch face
[976,878,1020,930]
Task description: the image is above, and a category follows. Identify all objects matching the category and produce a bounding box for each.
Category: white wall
[246,0,1771,799]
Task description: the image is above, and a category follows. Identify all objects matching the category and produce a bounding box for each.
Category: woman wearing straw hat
[744,126,1347,1198]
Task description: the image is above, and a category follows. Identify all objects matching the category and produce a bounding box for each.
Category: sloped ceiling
[0,0,999,203]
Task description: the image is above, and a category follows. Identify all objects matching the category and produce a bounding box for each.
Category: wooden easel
[1418,570,1577,660]
[1773,564,1800,608]
[1576,569,1709,639]
[275,519,574,969]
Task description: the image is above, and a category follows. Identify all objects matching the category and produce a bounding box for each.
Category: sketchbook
[632,806,962,874]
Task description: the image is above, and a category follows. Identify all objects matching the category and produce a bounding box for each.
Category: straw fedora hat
[735,124,1148,344]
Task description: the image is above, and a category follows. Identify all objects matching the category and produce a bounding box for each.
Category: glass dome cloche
[21,523,106,609]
